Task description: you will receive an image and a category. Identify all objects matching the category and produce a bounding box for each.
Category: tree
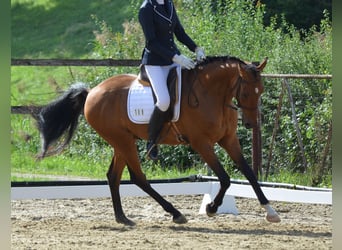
[261,0,332,30]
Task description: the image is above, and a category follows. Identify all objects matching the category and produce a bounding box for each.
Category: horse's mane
[195,55,261,78]
[196,55,247,68]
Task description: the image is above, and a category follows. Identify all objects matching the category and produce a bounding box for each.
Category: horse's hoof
[206,212,216,217]
[206,203,217,217]
[266,214,281,223]
[173,214,188,224]
[116,216,136,226]
[262,204,281,223]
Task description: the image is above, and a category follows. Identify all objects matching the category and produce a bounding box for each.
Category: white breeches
[145,63,180,112]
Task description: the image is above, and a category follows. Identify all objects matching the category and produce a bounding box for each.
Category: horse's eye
[242,93,249,99]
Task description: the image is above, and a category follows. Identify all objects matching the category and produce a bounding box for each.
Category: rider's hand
[195,47,206,62]
[172,54,195,70]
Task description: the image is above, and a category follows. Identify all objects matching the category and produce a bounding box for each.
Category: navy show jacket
[139,0,197,66]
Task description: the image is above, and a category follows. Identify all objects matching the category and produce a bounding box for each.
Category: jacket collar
[149,0,173,23]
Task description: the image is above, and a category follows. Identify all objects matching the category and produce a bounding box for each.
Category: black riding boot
[146,107,167,160]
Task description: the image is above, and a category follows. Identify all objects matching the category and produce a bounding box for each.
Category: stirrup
[146,141,158,161]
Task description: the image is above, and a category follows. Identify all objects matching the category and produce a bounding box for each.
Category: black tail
[37,83,89,159]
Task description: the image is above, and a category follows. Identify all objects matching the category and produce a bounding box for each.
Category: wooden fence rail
[11,58,332,79]
[11,58,141,67]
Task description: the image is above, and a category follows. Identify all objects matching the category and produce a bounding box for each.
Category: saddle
[138,65,178,104]
[127,65,181,124]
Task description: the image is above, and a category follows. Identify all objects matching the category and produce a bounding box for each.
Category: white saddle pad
[127,78,181,124]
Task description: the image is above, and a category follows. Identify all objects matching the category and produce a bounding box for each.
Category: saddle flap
[127,66,182,124]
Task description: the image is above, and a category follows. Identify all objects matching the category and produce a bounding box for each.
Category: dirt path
[11,195,332,249]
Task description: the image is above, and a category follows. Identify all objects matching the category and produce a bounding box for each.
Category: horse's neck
[195,65,238,99]
[181,67,238,111]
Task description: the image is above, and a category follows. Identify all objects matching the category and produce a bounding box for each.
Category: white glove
[172,54,195,70]
[195,47,206,61]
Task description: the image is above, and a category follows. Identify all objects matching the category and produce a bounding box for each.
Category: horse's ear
[257,57,268,71]
[238,63,255,81]
[237,63,248,81]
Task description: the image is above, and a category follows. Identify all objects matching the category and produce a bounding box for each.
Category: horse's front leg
[192,142,231,216]
[237,156,280,223]
[218,135,281,223]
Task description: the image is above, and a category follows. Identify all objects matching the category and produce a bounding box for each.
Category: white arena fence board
[221,182,331,204]
[11,183,208,200]
[11,181,332,205]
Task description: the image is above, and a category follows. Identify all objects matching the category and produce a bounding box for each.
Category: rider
[139,0,206,160]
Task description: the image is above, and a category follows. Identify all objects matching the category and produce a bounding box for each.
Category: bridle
[227,76,260,112]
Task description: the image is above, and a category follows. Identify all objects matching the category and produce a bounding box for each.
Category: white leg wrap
[262,204,281,223]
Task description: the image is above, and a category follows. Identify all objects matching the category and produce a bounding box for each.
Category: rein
[187,69,200,108]
[226,76,241,111]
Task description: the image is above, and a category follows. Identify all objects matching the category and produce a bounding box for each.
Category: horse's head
[236,58,267,128]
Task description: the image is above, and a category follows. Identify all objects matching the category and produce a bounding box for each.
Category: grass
[11,0,134,58]
[11,66,72,105]
[11,151,209,182]
[11,0,137,105]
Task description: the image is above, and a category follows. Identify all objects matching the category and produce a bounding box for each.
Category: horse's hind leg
[112,134,187,224]
[126,159,187,224]
[107,153,135,226]
[218,135,280,222]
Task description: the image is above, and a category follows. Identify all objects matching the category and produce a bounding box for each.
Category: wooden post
[283,79,307,171]
[265,82,285,180]
[312,120,332,185]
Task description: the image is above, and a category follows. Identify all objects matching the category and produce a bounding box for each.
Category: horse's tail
[37,82,89,159]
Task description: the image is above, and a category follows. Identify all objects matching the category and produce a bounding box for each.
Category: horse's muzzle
[244,122,253,129]
[242,115,256,129]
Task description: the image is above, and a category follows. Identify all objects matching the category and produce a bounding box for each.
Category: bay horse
[37,56,280,226]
